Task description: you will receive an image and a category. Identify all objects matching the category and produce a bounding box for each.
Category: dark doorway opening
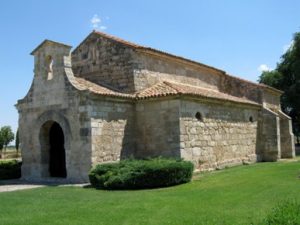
[49,122,67,178]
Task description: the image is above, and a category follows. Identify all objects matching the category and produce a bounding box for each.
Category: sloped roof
[70,75,259,106]
[136,81,259,105]
[72,77,133,98]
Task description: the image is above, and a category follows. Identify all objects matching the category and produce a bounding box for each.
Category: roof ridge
[72,31,282,95]
[93,30,144,49]
[135,81,174,97]
[162,81,183,93]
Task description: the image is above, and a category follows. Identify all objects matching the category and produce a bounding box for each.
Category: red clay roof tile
[71,76,259,106]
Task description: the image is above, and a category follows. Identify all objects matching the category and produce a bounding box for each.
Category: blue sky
[0,0,299,134]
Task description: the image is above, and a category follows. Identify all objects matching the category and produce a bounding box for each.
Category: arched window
[249,116,254,123]
[46,55,53,80]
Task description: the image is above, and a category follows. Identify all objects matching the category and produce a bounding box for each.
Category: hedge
[89,158,194,190]
[0,160,22,180]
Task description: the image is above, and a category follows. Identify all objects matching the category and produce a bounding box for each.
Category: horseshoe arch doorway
[40,121,67,178]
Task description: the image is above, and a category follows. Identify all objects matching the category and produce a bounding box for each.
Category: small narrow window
[46,55,53,80]
[249,116,254,123]
[195,112,203,121]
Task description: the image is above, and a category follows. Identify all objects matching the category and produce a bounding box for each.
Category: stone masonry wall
[219,75,263,103]
[262,90,281,111]
[135,99,181,158]
[133,52,222,92]
[18,80,93,182]
[72,33,136,93]
[257,107,281,161]
[90,99,135,165]
[278,110,295,158]
[17,44,94,182]
[180,99,259,170]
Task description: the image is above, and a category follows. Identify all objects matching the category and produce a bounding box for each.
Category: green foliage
[1,160,300,224]
[0,126,14,159]
[258,32,300,139]
[259,200,300,225]
[0,160,22,180]
[0,126,14,149]
[89,158,194,190]
[258,70,283,90]
[0,134,3,151]
[15,128,19,151]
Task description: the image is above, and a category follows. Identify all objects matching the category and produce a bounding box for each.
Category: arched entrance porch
[40,121,67,178]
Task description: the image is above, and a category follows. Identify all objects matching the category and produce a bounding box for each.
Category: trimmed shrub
[89,158,194,190]
[0,160,22,180]
[260,200,300,225]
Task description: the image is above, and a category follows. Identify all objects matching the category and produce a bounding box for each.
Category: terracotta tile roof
[135,82,178,98]
[73,77,132,98]
[136,81,259,105]
[70,75,259,106]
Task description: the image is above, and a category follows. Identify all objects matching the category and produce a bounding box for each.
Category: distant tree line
[258,32,300,145]
[0,126,15,159]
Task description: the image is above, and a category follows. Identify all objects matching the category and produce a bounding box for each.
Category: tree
[258,32,300,145]
[259,70,282,90]
[0,126,14,158]
[0,134,3,159]
[15,128,19,156]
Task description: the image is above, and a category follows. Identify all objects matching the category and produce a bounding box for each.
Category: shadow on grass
[0,178,89,188]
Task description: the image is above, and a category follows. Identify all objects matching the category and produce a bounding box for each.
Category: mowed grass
[1,160,300,225]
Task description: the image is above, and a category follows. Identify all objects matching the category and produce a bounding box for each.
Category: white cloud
[283,40,294,53]
[258,64,272,72]
[91,14,101,28]
[90,14,108,30]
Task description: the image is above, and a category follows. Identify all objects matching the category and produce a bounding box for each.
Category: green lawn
[0,160,300,225]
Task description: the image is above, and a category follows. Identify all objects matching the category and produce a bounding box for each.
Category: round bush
[89,158,194,190]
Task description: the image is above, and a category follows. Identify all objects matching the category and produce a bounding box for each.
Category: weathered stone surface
[72,33,136,93]
[179,99,259,170]
[16,32,295,183]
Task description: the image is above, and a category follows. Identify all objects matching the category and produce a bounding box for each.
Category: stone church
[16,31,295,182]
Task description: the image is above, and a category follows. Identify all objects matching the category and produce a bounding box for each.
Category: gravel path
[0,179,89,193]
